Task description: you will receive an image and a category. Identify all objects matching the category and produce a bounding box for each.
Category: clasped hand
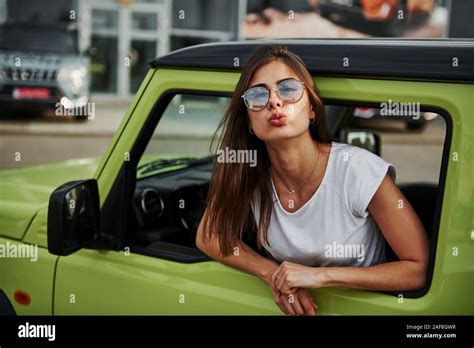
[268,261,329,315]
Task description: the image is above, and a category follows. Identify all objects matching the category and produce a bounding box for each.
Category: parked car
[0,39,472,315]
[352,107,436,130]
[0,22,90,119]
[318,0,435,36]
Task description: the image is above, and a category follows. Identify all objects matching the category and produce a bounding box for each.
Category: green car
[0,39,473,315]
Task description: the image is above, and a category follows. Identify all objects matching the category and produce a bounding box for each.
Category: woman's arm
[196,210,277,284]
[272,174,429,292]
[328,173,429,290]
[196,209,317,315]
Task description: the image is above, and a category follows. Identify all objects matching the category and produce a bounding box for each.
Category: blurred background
[0,0,471,182]
[1,0,472,99]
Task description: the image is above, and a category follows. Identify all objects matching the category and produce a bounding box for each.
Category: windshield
[0,26,76,53]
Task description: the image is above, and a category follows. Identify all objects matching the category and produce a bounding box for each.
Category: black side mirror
[48,179,100,256]
[346,130,381,156]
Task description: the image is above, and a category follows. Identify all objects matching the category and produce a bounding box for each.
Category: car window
[340,103,447,297]
[347,106,446,184]
[0,26,76,53]
[139,94,346,173]
[138,94,229,170]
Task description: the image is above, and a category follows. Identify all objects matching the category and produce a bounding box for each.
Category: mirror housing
[48,179,100,256]
[346,130,381,156]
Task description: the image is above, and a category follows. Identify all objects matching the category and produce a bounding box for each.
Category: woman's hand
[272,261,330,292]
[270,285,318,316]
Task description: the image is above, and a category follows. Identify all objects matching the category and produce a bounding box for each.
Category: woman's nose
[267,88,282,109]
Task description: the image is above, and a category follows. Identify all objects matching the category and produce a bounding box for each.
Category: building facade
[1,0,246,97]
[1,0,469,98]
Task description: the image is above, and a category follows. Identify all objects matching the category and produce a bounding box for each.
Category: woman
[196,44,429,316]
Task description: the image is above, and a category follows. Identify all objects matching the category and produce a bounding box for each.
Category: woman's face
[246,60,313,142]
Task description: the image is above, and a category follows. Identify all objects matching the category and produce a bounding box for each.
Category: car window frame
[96,77,453,303]
[326,99,452,299]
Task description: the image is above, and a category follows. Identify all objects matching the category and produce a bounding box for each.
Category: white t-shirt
[251,142,396,267]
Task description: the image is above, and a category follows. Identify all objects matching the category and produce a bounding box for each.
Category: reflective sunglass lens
[244,87,269,111]
[278,79,303,102]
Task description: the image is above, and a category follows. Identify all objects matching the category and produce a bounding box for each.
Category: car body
[0,39,473,315]
[0,22,90,117]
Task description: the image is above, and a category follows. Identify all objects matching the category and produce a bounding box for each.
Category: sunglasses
[241,78,305,112]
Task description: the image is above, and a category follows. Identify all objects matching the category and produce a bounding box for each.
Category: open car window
[137,94,229,178]
[129,92,448,299]
[344,104,447,298]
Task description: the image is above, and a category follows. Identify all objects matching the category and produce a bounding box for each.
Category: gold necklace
[271,143,320,197]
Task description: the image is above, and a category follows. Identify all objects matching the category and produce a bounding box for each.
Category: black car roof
[150,39,474,83]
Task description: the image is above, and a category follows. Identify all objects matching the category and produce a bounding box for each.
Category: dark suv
[0,22,89,116]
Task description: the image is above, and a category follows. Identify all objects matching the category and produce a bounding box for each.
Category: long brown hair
[201,44,334,257]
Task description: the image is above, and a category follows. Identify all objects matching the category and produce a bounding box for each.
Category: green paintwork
[0,236,58,315]
[0,63,473,315]
[0,154,182,244]
[0,158,101,240]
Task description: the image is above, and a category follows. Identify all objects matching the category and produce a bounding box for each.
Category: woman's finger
[274,294,288,315]
[270,287,288,315]
[275,270,288,292]
[271,266,282,287]
[289,292,305,315]
[280,293,296,315]
[298,290,317,315]
[281,284,297,295]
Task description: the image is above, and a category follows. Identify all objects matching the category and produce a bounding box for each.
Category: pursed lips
[268,112,287,126]
[269,112,286,120]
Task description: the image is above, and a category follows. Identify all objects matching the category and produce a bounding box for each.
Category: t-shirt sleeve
[345,147,397,218]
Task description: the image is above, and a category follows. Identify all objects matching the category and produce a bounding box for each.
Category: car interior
[127,161,212,262]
